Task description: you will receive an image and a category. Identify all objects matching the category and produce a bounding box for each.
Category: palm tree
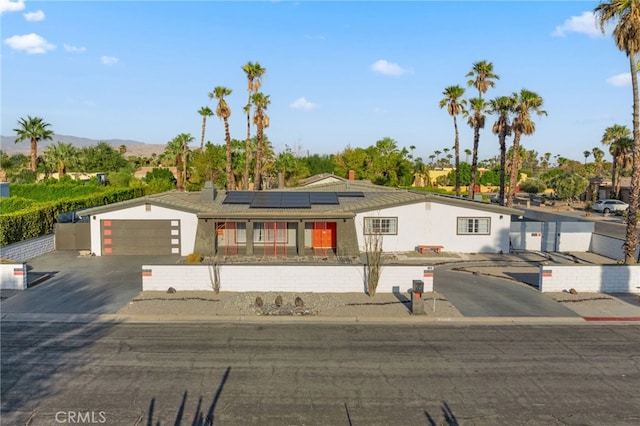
[197,106,214,151]
[466,60,499,200]
[600,124,631,199]
[251,92,270,190]
[610,136,634,198]
[44,142,76,178]
[464,97,488,200]
[583,150,591,165]
[595,0,640,263]
[439,86,467,194]
[506,89,547,208]
[13,116,54,172]
[592,147,605,178]
[165,133,194,191]
[242,61,266,189]
[489,96,513,206]
[209,86,235,190]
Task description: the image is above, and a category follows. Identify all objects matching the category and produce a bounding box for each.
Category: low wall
[142,264,434,294]
[0,234,55,263]
[0,263,27,290]
[590,233,639,261]
[539,264,640,293]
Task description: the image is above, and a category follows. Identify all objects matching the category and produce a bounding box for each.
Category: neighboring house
[589,177,634,204]
[79,181,522,257]
[133,166,179,181]
[297,170,371,187]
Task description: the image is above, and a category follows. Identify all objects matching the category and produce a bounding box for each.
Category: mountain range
[1,134,166,158]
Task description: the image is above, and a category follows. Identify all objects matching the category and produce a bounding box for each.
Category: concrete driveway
[434,263,580,317]
[1,251,178,314]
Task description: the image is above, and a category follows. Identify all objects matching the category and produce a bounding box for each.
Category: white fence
[538,264,640,293]
[590,233,640,261]
[0,263,27,290]
[142,264,434,294]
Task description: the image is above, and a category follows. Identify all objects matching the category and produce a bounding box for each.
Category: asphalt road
[2,321,639,425]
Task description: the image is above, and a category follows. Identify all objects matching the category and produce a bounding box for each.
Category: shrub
[185,253,203,264]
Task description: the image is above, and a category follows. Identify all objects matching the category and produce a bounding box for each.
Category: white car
[592,199,629,213]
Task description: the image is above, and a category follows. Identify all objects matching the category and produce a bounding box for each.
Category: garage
[101,219,181,255]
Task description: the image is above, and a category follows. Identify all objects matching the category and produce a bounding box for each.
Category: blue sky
[0,0,633,164]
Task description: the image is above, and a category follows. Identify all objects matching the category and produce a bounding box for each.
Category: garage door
[101,220,180,255]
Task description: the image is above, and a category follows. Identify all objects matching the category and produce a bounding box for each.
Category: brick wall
[0,263,27,290]
[0,234,55,263]
[142,264,432,293]
[539,265,640,293]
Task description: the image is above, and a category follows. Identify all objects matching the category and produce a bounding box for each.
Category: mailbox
[412,280,424,294]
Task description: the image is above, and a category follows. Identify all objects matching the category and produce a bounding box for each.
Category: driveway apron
[434,265,580,317]
[1,251,177,315]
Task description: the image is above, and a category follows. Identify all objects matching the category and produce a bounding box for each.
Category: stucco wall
[590,234,639,261]
[0,234,55,263]
[142,264,433,293]
[0,263,27,290]
[88,205,198,256]
[354,202,511,254]
[539,265,640,293]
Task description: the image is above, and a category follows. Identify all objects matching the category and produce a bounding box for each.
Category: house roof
[80,181,524,220]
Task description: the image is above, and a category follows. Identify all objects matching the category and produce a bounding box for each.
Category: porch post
[246,221,254,256]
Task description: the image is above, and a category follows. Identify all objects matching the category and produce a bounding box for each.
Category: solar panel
[309,192,339,204]
[336,191,365,197]
[250,191,282,208]
[281,192,311,208]
[223,191,255,204]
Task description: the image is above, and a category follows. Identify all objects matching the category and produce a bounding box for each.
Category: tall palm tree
[600,124,631,198]
[595,0,640,263]
[251,92,270,190]
[583,150,591,165]
[166,133,194,191]
[439,86,466,194]
[464,97,488,200]
[242,61,266,189]
[13,115,54,172]
[209,86,235,190]
[197,106,214,151]
[465,60,499,199]
[489,96,514,206]
[592,147,605,178]
[506,89,547,208]
[44,142,76,178]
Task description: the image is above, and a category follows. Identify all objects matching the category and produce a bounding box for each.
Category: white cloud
[4,33,55,54]
[64,43,86,53]
[0,0,25,14]
[371,59,411,76]
[24,9,45,21]
[290,97,318,110]
[552,11,604,38]
[101,55,119,65]
[607,73,631,87]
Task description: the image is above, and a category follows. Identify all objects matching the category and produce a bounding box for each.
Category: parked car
[591,199,629,213]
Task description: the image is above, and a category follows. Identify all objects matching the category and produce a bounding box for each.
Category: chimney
[278,171,284,189]
[348,170,355,181]
[200,181,217,202]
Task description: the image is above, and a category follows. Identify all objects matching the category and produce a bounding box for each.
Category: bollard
[411,280,425,315]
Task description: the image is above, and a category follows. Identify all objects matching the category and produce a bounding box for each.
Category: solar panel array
[222,191,365,209]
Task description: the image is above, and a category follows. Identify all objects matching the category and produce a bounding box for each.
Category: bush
[185,253,203,264]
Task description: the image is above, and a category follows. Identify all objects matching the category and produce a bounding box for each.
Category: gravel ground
[546,291,640,317]
[117,291,463,318]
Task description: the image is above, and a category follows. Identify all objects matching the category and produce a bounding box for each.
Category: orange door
[312,222,336,248]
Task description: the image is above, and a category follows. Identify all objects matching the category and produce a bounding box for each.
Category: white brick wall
[539,265,640,293]
[142,264,432,293]
[0,234,55,263]
[0,263,27,290]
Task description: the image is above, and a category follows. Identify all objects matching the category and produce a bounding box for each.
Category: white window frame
[363,217,398,235]
[253,222,288,243]
[457,217,491,235]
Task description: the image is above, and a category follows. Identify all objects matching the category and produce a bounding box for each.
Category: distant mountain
[1,134,165,158]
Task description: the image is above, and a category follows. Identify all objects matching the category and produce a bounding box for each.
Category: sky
[0,0,634,164]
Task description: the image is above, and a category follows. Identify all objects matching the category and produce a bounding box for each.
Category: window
[363,217,398,235]
[457,217,490,235]
[254,222,288,243]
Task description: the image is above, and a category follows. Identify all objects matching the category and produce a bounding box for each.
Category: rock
[569,288,578,295]
[275,295,283,307]
[255,296,263,308]
[167,287,176,294]
[295,296,304,307]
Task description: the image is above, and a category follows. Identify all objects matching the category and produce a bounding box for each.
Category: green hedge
[0,187,145,246]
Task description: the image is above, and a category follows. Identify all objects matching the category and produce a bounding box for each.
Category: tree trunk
[244,99,252,190]
[224,118,235,190]
[468,125,480,200]
[30,138,38,172]
[200,116,207,151]
[254,126,263,190]
[625,53,639,264]
[453,116,461,197]
[506,132,522,208]
[498,132,507,206]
